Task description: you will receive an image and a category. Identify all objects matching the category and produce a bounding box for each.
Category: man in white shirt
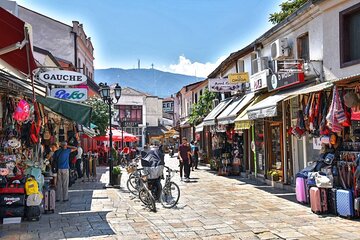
[75,145,83,179]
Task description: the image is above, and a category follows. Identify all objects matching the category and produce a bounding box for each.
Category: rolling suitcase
[0,194,26,206]
[327,188,337,215]
[296,177,308,204]
[336,189,354,218]
[310,187,328,214]
[25,206,41,221]
[44,189,55,214]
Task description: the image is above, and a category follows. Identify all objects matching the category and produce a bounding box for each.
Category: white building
[110,86,163,148]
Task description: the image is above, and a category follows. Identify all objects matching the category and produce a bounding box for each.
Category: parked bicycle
[137,170,157,212]
[160,166,180,208]
[126,163,142,196]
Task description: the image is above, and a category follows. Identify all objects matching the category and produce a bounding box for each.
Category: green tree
[189,89,217,125]
[85,97,113,135]
[269,0,308,24]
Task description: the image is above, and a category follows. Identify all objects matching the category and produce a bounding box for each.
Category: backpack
[25,177,40,195]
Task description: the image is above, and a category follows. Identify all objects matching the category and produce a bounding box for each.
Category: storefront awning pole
[24,26,35,100]
[282,101,288,184]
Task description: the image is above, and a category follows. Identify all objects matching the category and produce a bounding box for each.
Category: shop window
[340,3,360,67]
[297,33,309,62]
[254,121,265,174]
[83,64,86,74]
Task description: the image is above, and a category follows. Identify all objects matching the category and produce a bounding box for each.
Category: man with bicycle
[178,137,192,182]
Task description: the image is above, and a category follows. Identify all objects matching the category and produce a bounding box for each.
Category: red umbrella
[92,129,138,142]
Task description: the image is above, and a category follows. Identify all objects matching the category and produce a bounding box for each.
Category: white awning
[195,122,204,132]
[180,118,190,127]
[203,98,233,126]
[284,81,333,100]
[217,93,255,125]
[247,82,334,120]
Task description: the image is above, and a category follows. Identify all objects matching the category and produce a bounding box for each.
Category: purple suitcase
[310,187,328,214]
[296,177,308,204]
[44,189,55,214]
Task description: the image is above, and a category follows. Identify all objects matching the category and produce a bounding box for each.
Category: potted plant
[111,166,122,186]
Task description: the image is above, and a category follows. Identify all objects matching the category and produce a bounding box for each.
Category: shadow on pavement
[0,166,116,239]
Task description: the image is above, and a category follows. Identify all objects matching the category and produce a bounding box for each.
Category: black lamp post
[99,82,122,186]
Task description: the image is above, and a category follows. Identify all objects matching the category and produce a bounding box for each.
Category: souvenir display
[0,95,81,223]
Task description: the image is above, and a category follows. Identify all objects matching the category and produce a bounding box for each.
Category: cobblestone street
[2,155,360,240]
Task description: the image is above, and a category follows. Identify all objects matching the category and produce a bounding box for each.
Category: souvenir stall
[295,81,360,218]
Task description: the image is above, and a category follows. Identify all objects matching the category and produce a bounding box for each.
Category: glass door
[268,122,284,181]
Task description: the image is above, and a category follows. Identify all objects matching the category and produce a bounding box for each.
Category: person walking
[75,144,83,180]
[191,141,199,170]
[178,137,192,182]
[54,141,77,202]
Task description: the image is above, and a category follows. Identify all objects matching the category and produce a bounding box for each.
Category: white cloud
[161,55,226,78]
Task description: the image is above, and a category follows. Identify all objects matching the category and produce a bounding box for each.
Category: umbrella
[92,129,138,142]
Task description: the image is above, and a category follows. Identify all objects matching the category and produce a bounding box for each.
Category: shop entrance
[267,122,284,182]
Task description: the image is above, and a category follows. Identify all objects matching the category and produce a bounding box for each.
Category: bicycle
[126,164,142,196]
[137,170,157,212]
[160,166,180,208]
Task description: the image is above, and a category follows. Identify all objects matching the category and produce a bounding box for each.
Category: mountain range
[94,68,203,98]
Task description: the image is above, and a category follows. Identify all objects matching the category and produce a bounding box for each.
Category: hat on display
[7,139,21,149]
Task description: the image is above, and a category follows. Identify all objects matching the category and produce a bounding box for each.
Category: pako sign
[50,88,88,102]
[39,70,87,86]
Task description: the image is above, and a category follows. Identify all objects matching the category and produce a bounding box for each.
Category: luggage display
[44,189,55,213]
[0,206,25,218]
[26,193,42,206]
[310,187,328,214]
[0,182,25,194]
[296,177,308,204]
[327,188,337,215]
[25,177,40,195]
[0,194,25,206]
[336,189,354,218]
[25,206,41,221]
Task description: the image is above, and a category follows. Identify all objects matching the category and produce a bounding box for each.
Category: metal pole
[109,101,113,185]
[121,119,124,150]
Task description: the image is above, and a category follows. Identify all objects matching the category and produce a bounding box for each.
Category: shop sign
[50,88,88,102]
[250,69,269,92]
[267,60,305,91]
[39,70,87,86]
[228,73,249,84]
[208,78,242,92]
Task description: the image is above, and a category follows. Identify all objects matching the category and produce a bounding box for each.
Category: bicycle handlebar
[164,165,179,173]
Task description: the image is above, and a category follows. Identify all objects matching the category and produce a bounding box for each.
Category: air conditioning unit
[251,57,269,74]
[271,38,290,59]
[212,99,219,108]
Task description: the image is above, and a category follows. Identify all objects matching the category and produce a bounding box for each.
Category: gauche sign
[50,88,88,102]
[39,70,87,86]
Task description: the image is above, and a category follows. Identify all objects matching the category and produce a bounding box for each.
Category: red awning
[0,7,37,75]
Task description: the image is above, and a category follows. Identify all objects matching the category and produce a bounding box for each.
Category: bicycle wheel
[160,182,180,208]
[127,175,140,196]
[139,188,156,212]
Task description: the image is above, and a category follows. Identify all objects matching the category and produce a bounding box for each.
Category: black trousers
[184,161,191,178]
[76,158,83,178]
[179,161,184,178]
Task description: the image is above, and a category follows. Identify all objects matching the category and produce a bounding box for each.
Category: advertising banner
[208,78,242,92]
[50,88,88,102]
[39,70,87,86]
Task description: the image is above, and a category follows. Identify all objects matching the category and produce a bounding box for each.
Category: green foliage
[112,166,122,175]
[84,97,113,135]
[189,89,217,125]
[269,0,308,24]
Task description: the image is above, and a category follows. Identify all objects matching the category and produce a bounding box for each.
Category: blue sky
[18,0,283,77]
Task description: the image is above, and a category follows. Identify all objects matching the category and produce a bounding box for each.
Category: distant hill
[95,68,203,97]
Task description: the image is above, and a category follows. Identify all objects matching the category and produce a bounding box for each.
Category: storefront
[202,98,233,167]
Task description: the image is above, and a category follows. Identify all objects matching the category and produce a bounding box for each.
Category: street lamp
[99,82,122,186]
